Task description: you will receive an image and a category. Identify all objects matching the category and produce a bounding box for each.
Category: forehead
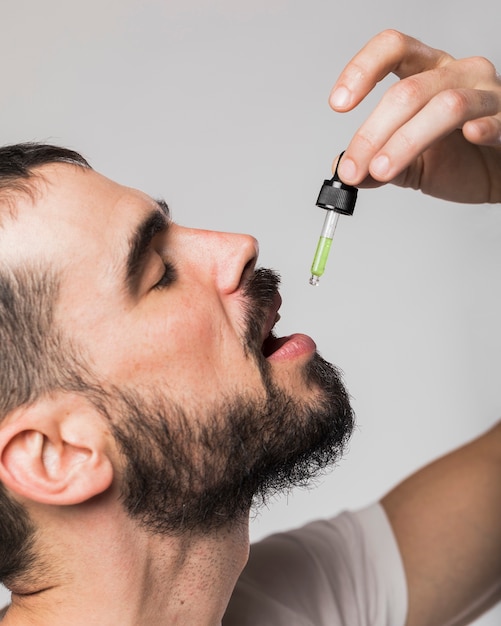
[0,163,157,267]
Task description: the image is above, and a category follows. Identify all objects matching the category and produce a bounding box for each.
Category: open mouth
[259,293,286,358]
[261,330,289,358]
[257,293,317,362]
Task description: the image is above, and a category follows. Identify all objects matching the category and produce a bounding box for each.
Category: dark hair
[0,142,89,178]
[0,142,92,588]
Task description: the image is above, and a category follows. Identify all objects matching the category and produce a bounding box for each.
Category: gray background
[0,1,499,623]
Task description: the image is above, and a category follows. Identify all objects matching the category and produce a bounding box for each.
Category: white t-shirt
[223,502,408,626]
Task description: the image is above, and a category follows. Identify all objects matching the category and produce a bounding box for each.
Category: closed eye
[153,261,177,290]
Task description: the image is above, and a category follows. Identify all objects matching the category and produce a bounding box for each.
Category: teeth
[269,313,280,336]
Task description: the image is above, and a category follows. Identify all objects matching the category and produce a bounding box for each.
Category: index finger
[329,29,453,111]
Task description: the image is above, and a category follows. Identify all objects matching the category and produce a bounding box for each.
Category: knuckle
[437,89,470,118]
[352,131,379,153]
[344,60,369,84]
[388,77,423,107]
[396,130,418,153]
[467,55,497,78]
[377,28,407,52]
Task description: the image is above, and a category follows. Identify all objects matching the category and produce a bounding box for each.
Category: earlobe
[0,394,114,506]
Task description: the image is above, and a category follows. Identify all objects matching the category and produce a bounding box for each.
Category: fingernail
[338,157,357,182]
[371,154,390,178]
[330,86,351,109]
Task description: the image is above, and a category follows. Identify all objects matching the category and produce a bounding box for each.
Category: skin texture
[382,422,501,626]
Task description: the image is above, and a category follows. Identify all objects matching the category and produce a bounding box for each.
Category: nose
[175,226,259,294]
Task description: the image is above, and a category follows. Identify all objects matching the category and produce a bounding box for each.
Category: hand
[330,30,501,203]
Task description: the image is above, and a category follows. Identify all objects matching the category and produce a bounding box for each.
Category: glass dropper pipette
[309,210,340,286]
[309,153,358,286]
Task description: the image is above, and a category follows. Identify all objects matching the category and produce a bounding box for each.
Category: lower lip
[266,333,317,363]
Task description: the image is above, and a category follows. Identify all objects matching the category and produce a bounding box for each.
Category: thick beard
[110,268,354,535]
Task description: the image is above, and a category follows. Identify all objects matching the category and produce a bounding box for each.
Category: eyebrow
[125,198,171,293]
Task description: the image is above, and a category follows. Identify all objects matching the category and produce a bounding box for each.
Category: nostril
[239,257,257,289]
[215,233,259,294]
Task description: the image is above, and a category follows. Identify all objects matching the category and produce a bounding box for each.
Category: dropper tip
[309,275,320,286]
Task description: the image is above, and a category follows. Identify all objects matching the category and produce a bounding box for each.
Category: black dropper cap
[316,151,358,215]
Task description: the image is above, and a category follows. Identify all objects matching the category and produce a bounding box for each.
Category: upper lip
[261,291,282,343]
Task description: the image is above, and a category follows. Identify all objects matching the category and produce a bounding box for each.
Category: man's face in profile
[5,162,353,532]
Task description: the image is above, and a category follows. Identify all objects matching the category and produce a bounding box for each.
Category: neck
[3,509,250,626]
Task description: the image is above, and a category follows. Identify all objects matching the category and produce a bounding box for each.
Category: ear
[0,393,114,505]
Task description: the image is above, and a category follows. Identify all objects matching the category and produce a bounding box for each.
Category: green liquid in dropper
[310,236,332,277]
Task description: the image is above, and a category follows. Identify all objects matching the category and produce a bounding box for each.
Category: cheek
[91,299,239,391]
[116,313,218,381]
[124,306,264,402]
[66,289,263,401]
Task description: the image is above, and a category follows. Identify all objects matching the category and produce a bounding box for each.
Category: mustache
[242,267,281,358]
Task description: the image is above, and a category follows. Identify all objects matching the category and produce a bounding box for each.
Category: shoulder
[224,503,407,626]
